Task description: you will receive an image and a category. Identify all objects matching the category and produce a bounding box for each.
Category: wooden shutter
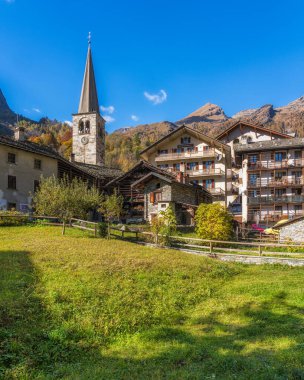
[150,192,155,204]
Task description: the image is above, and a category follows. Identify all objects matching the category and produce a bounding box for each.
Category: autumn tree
[195,203,233,241]
[98,191,124,238]
[33,176,102,234]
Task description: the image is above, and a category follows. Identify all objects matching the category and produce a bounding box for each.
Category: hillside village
[3,0,304,377]
[2,41,304,240]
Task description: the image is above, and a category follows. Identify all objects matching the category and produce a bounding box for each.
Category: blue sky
[1,0,304,133]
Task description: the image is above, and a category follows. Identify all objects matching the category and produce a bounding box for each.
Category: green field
[1,226,304,379]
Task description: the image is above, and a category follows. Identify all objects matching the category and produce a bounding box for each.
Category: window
[8,153,16,164]
[85,120,90,134]
[247,136,253,144]
[34,180,40,192]
[158,164,168,170]
[203,145,210,151]
[294,151,302,159]
[7,202,16,210]
[186,162,199,170]
[34,159,42,170]
[181,136,191,144]
[173,163,180,172]
[249,174,259,185]
[203,179,214,189]
[275,152,286,162]
[8,175,16,189]
[158,150,168,155]
[248,155,258,164]
[79,121,84,134]
[233,139,240,144]
[203,161,214,170]
[150,191,162,204]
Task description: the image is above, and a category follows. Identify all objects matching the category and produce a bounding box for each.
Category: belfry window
[79,121,84,134]
[85,121,90,134]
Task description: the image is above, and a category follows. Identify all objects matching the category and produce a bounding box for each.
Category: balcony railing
[206,187,225,196]
[248,195,304,205]
[155,149,216,161]
[248,210,303,223]
[248,158,304,170]
[185,168,224,177]
[248,176,304,188]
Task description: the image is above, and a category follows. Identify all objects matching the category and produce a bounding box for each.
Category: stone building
[276,216,304,243]
[131,171,212,225]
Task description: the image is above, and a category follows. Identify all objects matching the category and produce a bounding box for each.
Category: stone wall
[279,219,304,243]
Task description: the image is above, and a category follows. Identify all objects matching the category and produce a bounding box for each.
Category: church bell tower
[72,34,105,166]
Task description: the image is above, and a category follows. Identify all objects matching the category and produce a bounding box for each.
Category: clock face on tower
[81,136,89,145]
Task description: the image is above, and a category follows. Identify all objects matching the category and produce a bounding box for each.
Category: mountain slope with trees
[2,88,304,170]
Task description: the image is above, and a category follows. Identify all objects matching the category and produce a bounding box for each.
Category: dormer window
[79,121,84,134]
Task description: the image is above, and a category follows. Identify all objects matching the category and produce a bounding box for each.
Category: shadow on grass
[1,250,304,379]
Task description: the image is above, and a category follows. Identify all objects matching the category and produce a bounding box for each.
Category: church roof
[78,44,100,114]
[74,162,122,181]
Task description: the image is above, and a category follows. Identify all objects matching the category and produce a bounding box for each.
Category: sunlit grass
[1,226,304,379]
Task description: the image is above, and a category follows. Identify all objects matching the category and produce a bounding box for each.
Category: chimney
[176,171,184,183]
[14,126,25,141]
[70,153,75,163]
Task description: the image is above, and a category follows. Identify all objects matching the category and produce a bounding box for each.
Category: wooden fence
[140,232,304,257]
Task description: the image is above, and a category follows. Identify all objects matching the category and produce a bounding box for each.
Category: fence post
[209,241,213,254]
[94,224,97,238]
[258,244,262,256]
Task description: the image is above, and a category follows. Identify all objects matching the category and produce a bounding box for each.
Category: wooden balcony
[248,195,304,205]
[185,168,224,177]
[206,187,225,196]
[248,158,304,171]
[155,149,216,161]
[248,211,303,223]
[248,176,304,188]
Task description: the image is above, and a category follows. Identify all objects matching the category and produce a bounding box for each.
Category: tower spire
[78,34,99,114]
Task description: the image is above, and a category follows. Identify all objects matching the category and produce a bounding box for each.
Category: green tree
[98,191,124,238]
[33,176,102,234]
[195,203,233,241]
[151,205,177,246]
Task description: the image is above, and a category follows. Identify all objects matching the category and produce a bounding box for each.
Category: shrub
[0,210,29,226]
[98,222,108,238]
[195,203,233,241]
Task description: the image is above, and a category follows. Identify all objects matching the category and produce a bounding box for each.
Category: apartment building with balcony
[140,125,231,204]
[216,121,293,223]
[235,138,304,225]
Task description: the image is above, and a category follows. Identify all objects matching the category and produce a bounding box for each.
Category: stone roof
[0,135,121,182]
[234,137,304,153]
[74,162,122,181]
[0,135,61,159]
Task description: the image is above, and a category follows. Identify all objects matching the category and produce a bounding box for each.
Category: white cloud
[103,115,115,123]
[144,89,167,105]
[100,105,115,114]
[64,120,73,127]
[32,108,41,113]
[131,114,139,122]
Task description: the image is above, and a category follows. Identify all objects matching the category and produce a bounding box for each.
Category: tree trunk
[107,221,110,239]
[62,220,66,235]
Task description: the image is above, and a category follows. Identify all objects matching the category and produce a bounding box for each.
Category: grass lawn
[1,226,304,379]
